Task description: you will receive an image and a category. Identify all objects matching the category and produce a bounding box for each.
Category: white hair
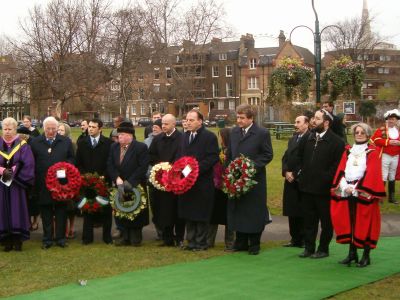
[2,117,18,128]
[43,116,59,128]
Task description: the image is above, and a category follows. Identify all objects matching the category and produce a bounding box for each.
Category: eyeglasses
[354,131,366,135]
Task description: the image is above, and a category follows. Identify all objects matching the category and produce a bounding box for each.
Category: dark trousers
[162,219,185,245]
[234,231,262,252]
[40,203,68,245]
[288,216,305,245]
[302,193,333,253]
[82,206,112,244]
[122,228,143,245]
[186,221,208,249]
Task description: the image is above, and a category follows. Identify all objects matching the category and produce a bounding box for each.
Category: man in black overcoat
[227,104,273,255]
[30,117,75,249]
[322,101,345,140]
[297,109,345,259]
[281,115,310,248]
[149,114,185,247]
[76,118,113,245]
[178,110,219,251]
[107,121,149,246]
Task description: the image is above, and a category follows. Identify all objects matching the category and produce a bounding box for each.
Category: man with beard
[297,109,345,259]
[149,114,185,247]
[281,115,310,248]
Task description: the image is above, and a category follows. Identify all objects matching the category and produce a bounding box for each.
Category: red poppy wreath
[45,162,82,201]
[166,156,199,195]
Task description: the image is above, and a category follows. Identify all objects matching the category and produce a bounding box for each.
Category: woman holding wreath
[331,123,385,267]
[107,121,149,246]
[0,117,35,251]
[30,117,75,249]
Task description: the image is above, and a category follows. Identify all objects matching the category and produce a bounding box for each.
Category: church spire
[361,0,372,41]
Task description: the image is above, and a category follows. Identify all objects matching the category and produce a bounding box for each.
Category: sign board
[343,101,355,114]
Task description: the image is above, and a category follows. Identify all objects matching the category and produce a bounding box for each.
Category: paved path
[29,214,400,243]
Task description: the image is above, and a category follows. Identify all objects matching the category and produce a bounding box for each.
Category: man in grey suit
[227,104,273,255]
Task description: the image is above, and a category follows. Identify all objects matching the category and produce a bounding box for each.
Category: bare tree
[323,14,386,62]
[14,0,110,118]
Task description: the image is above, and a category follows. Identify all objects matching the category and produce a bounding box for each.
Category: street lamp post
[289,0,343,107]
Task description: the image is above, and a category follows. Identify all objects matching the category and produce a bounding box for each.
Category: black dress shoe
[299,250,314,258]
[310,251,329,259]
[283,242,304,248]
[42,243,52,250]
[248,249,260,255]
[4,245,13,252]
[182,246,195,251]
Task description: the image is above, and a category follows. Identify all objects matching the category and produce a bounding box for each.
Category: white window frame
[248,77,258,89]
[218,100,224,110]
[249,58,257,69]
[140,103,146,115]
[247,97,260,105]
[226,65,232,77]
[219,53,227,61]
[212,83,219,98]
[131,104,137,115]
[212,66,219,77]
[226,82,233,97]
[153,83,160,93]
[229,99,235,110]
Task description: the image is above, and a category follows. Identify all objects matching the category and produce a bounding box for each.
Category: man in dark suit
[149,114,185,247]
[178,110,219,251]
[107,121,149,246]
[281,115,310,248]
[30,117,75,249]
[298,109,345,259]
[77,119,89,144]
[76,118,113,245]
[322,101,345,140]
[227,104,273,255]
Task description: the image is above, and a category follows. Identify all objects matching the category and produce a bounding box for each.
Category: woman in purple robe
[0,117,35,251]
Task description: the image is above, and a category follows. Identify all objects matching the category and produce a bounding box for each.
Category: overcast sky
[0,0,399,53]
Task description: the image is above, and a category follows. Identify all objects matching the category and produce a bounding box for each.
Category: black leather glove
[2,169,12,182]
[123,180,133,193]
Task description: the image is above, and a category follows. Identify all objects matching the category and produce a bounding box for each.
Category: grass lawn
[0,126,398,298]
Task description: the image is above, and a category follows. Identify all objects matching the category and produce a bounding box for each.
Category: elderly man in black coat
[178,110,219,251]
[149,114,185,247]
[107,121,149,246]
[281,115,310,248]
[30,117,75,249]
[297,109,345,259]
[227,104,273,255]
[76,118,113,245]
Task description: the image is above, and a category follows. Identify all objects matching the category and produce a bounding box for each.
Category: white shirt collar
[166,128,176,137]
[243,123,253,134]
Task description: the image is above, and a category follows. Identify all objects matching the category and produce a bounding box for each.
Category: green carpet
[10,237,400,300]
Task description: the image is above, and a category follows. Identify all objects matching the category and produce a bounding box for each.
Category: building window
[378,67,389,74]
[380,55,391,61]
[212,66,219,77]
[131,104,136,115]
[153,84,160,93]
[357,54,369,61]
[226,65,232,77]
[247,97,260,105]
[218,100,224,110]
[139,88,144,99]
[229,100,235,110]
[138,73,144,82]
[212,83,219,98]
[154,68,160,80]
[249,58,257,69]
[219,53,227,60]
[248,77,258,89]
[111,80,120,91]
[140,103,146,115]
[166,67,172,79]
[226,82,233,97]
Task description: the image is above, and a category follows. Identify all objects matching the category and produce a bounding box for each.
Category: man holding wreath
[226,104,273,255]
[30,116,75,249]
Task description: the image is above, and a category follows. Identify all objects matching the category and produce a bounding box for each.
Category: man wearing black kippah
[297,109,345,259]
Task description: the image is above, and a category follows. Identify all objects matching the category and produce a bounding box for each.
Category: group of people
[282,101,397,268]
[0,102,395,267]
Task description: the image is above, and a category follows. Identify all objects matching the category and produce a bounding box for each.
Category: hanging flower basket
[322,55,365,100]
[268,57,313,103]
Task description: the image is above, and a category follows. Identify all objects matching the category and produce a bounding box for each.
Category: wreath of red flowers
[45,162,82,201]
[222,154,257,199]
[78,173,109,214]
[165,156,199,195]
